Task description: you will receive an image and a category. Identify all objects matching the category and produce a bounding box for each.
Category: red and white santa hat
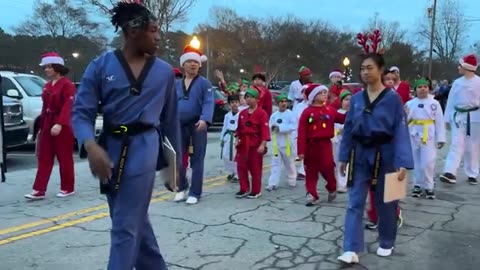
[180,45,207,67]
[39,52,65,66]
[459,54,478,71]
[304,83,328,104]
[329,69,343,79]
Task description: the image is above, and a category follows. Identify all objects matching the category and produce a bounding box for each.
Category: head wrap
[276,93,288,102]
[298,66,312,76]
[245,88,259,98]
[414,78,430,89]
[339,90,352,101]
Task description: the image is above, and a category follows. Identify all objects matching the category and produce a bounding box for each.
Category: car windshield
[13,75,46,97]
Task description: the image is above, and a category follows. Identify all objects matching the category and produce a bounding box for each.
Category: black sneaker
[231,176,239,183]
[411,186,422,198]
[425,190,436,199]
[296,174,305,181]
[365,221,378,230]
[235,191,249,198]
[468,178,478,185]
[227,174,233,181]
[440,173,456,184]
[247,192,262,199]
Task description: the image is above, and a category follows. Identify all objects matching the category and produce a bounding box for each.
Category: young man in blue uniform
[174,45,215,205]
[72,2,181,269]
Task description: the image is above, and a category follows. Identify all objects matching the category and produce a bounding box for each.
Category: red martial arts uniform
[297,105,345,200]
[254,86,273,117]
[235,107,270,194]
[394,81,411,105]
[33,77,76,193]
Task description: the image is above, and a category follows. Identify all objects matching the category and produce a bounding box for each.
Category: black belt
[104,123,155,193]
[454,106,479,136]
[347,135,392,191]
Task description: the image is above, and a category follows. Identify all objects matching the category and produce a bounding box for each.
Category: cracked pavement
[0,138,479,270]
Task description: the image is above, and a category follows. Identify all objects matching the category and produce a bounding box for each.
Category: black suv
[2,96,29,159]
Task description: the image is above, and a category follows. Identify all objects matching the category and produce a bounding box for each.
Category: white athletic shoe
[186,196,198,205]
[174,191,187,202]
[376,247,394,257]
[337,251,359,264]
[56,191,75,198]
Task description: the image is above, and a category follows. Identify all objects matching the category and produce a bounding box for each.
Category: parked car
[342,82,364,94]
[1,71,44,143]
[2,96,30,160]
[268,81,291,90]
[211,87,230,126]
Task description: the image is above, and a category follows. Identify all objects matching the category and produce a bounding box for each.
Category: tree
[363,13,407,49]
[14,0,106,46]
[416,0,469,65]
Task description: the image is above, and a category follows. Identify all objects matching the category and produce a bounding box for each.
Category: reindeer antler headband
[356,29,384,55]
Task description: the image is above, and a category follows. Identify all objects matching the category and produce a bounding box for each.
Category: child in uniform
[297,84,346,206]
[406,78,446,199]
[333,90,352,193]
[267,94,297,190]
[220,94,241,182]
[235,88,270,198]
[292,84,310,180]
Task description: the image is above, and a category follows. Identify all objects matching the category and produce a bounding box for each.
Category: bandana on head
[414,78,429,89]
[298,66,311,76]
[276,93,288,102]
[339,90,352,101]
[245,88,259,98]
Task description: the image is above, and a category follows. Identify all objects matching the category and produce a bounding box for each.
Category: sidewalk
[0,140,479,270]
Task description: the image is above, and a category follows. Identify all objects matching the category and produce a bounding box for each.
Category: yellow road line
[0,167,271,246]
[0,173,226,236]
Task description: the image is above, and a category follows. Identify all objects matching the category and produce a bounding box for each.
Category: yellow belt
[272,132,291,157]
[409,119,434,144]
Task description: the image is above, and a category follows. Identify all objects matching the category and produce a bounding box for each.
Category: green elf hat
[241,79,250,86]
[276,93,288,102]
[339,90,352,102]
[245,87,259,98]
[414,78,430,89]
[226,82,240,92]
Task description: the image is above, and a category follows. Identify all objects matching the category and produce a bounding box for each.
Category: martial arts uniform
[254,85,273,117]
[235,107,270,197]
[338,89,413,260]
[292,100,308,178]
[288,79,305,107]
[406,96,446,196]
[333,109,348,191]
[31,77,76,197]
[176,76,214,199]
[267,109,297,189]
[442,75,480,183]
[220,111,239,180]
[73,50,181,270]
[297,104,345,204]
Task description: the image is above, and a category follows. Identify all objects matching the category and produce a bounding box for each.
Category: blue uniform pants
[106,170,167,270]
[343,164,399,252]
[179,124,208,198]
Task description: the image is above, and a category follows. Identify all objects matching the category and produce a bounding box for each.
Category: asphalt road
[4,127,223,173]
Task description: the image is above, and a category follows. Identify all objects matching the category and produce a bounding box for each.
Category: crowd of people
[13,1,480,269]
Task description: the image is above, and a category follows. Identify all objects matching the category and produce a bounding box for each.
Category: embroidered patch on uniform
[431,104,437,111]
[418,104,424,108]
[277,119,283,124]
[230,120,235,124]
[105,75,115,81]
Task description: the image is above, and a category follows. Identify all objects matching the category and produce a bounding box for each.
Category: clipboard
[384,172,408,203]
[158,136,179,192]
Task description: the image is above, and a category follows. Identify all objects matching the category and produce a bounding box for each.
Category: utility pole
[428,0,438,79]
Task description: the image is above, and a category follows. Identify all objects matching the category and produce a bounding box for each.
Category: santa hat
[180,45,207,67]
[389,66,400,72]
[329,69,343,79]
[304,84,328,104]
[459,54,478,71]
[39,52,65,66]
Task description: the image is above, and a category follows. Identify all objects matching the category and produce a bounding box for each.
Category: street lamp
[240,69,245,73]
[342,57,352,83]
[296,54,301,59]
[72,52,79,58]
[189,36,201,49]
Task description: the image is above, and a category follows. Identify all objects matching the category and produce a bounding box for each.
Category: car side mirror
[6,89,21,98]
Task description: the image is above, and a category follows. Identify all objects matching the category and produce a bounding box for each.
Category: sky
[1,0,479,48]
